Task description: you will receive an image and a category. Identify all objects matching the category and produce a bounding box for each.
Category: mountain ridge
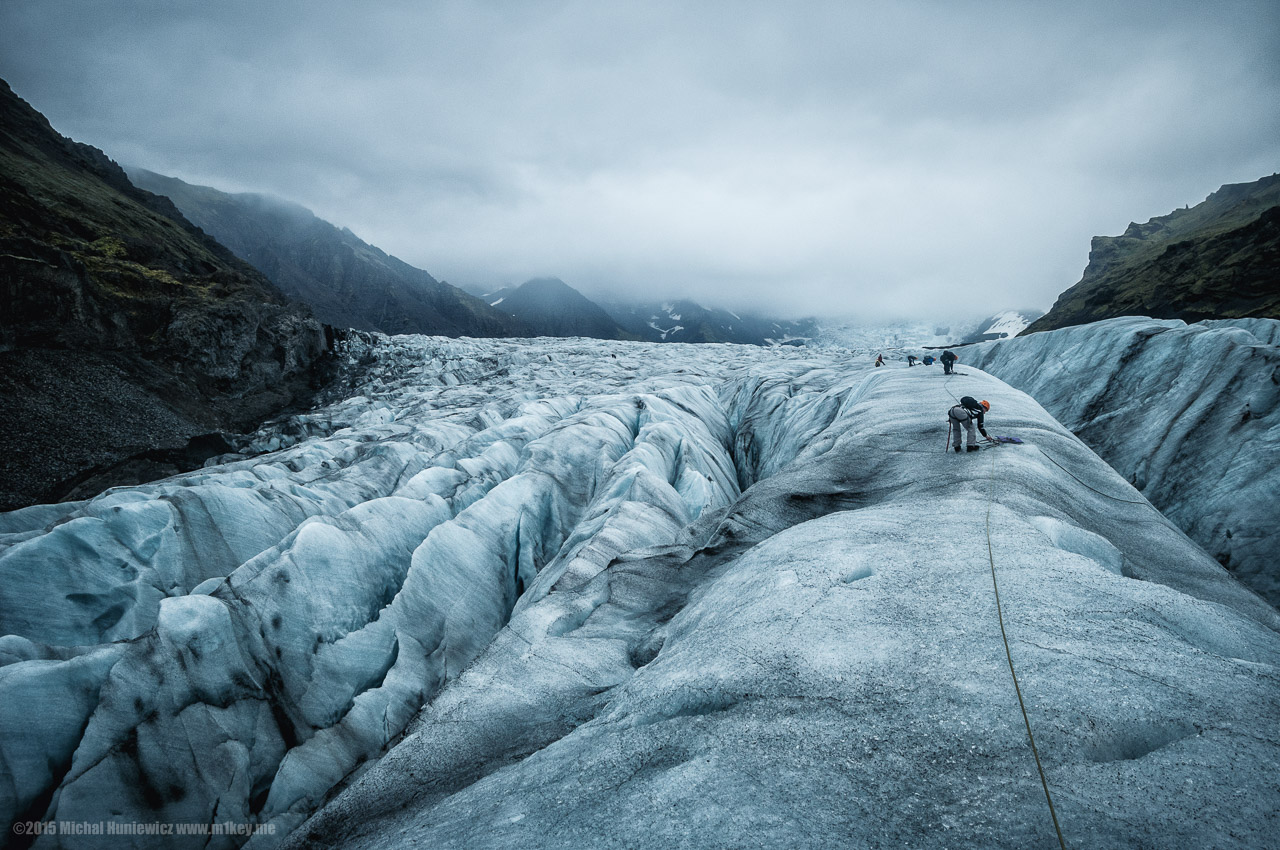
[603,298,817,345]
[483,277,636,339]
[126,168,528,337]
[0,78,327,510]
[1024,173,1280,334]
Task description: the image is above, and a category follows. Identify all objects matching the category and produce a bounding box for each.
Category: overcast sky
[2,1,1277,320]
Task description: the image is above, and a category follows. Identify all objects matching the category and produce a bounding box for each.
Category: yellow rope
[984,449,1068,849]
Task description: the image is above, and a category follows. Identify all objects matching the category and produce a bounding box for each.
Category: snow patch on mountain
[982,310,1034,338]
[647,321,685,340]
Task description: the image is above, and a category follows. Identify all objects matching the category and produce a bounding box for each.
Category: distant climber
[948,396,990,453]
[922,355,935,366]
[939,350,957,374]
[907,355,918,367]
[875,354,885,367]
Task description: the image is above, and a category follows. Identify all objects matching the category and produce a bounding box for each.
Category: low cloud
[3,0,1277,320]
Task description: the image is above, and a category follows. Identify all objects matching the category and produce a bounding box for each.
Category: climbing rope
[1029,445,1147,505]
[937,370,1067,846]
[983,446,1069,850]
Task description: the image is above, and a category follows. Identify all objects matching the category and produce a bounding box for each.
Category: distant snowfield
[812,310,1040,352]
[1,335,1277,849]
[813,319,957,352]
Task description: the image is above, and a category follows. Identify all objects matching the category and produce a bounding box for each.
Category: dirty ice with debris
[1,333,1277,850]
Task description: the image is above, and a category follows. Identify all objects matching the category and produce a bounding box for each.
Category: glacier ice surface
[966,316,1280,605]
[0,332,1277,849]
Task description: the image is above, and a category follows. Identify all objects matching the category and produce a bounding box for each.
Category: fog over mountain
[2,1,1277,320]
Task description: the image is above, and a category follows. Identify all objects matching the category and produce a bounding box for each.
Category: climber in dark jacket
[948,396,990,452]
[939,349,958,374]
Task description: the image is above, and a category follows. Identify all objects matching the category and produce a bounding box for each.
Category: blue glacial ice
[0,332,1276,849]
[965,316,1280,605]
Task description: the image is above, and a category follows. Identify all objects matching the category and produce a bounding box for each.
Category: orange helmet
[980,400,990,411]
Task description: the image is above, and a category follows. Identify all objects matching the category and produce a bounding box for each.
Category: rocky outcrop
[1025,174,1280,334]
[0,78,327,509]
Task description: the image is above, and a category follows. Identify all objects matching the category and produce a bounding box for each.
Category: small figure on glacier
[922,355,935,366]
[875,354,885,367]
[939,349,958,374]
[948,396,990,453]
[907,355,918,367]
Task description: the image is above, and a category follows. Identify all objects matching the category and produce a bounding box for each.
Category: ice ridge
[965,316,1280,605]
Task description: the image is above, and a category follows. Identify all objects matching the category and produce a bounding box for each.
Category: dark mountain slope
[486,277,634,339]
[127,169,527,337]
[1025,174,1280,334]
[0,78,327,509]
[603,298,817,345]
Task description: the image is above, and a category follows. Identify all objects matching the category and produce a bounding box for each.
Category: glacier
[1,333,1277,849]
[964,316,1280,606]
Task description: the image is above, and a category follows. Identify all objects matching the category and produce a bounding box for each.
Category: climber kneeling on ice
[948,396,990,453]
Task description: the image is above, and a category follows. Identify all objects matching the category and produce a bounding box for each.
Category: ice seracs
[287,359,1279,850]
[0,337,821,845]
[966,316,1280,606]
[1,334,1277,849]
